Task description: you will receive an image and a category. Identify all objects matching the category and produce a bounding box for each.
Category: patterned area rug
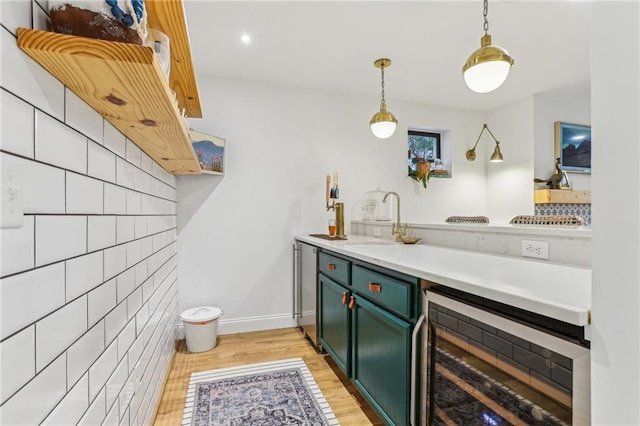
[433,347,568,426]
[182,358,339,426]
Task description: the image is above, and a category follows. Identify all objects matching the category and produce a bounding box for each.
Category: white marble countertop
[295,234,591,327]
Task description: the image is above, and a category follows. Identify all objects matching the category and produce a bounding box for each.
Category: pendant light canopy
[370,58,397,139]
[462,0,514,93]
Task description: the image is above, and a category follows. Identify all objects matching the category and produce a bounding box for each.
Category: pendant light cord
[483,0,489,36]
[380,65,386,106]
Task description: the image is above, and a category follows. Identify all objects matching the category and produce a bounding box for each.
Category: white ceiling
[183,1,591,112]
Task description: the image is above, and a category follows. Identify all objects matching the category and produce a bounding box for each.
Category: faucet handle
[391,223,408,241]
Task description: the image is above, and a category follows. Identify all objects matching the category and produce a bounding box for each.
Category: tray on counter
[309,234,348,241]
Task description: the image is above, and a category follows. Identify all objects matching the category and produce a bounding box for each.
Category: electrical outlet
[373,227,382,237]
[521,240,549,260]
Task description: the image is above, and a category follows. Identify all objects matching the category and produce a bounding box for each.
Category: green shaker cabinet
[319,274,350,376]
[318,250,421,426]
[352,296,412,426]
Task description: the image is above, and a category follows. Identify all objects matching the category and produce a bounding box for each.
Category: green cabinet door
[319,274,350,376]
[352,296,412,426]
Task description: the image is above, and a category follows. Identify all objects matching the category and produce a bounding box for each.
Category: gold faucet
[382,191,407,241]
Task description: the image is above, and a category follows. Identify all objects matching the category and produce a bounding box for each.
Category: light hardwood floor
[153,327,383,425]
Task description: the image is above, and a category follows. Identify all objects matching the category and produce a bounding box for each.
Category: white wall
[0,2,177,424]
[486,96,536,223]
[590,2,640,424]
[534,84,591,190]
[178,75,489,333]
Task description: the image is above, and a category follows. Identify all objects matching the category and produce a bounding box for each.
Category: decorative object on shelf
[189,129,225,175]
[145,28,170,82]
[462,0,514,93]
[445,216,490,224]
[466,123,504,162]
[369,58,397,139]
[430,158,450,178]
[49,0,148,44]
[555,122,591,174]
[510,215,585,226]
[559,170,572,189]
[533,157,564,189]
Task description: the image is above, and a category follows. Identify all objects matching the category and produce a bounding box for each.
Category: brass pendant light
[370,58,398,139]
[462,0,514,93]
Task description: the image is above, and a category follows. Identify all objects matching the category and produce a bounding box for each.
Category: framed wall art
[554,121,591,174]
[189,129,225,175]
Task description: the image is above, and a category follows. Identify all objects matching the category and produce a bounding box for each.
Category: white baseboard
[217,313,297,335]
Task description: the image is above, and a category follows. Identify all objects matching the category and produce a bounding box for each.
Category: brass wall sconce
[466,123,504,162]
[369,58,398,139]
[462,0,514,93]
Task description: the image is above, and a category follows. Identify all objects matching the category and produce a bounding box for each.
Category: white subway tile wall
[0,90,34,158]
[0,6,179,425]
[66,172,105,214]
[0,326,35,404]
[20,155,66,213]
[0,215,35,277]
[42,374,90,426]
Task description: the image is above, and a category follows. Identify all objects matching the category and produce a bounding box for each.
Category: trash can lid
[181,306,222,322]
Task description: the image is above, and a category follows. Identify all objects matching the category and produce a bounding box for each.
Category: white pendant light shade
[370,120,397,139]
[370,107,397,139]
[463,54,512,93]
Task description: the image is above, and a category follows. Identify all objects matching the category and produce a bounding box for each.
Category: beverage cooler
[293,241,321,350]
[421,284,590,426]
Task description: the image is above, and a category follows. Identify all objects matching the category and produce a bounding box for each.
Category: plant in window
[408,152,431,188]
[408,132,438,188]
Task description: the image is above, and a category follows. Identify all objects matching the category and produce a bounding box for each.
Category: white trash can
[180,306,223,353]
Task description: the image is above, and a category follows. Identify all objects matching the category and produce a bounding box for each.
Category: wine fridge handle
[292,244,300,319]
[410,313,426,426]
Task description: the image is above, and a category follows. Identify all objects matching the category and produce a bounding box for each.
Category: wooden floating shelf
[145,0,202,119]
[17,0,203,175]
[534,189,591,204]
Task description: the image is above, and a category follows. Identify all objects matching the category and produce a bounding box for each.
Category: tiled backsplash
[535,203,592,226]
[1,2,178,424]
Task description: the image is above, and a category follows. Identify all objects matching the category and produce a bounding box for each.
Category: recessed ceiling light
[240,34,251,45]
